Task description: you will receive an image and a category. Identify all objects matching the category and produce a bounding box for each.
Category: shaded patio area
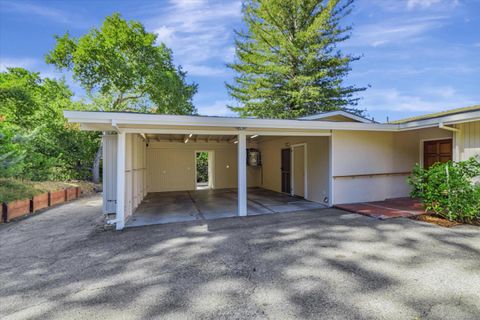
[126,187,327,227]
[335,197,428,219]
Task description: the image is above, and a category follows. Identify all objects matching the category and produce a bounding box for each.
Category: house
[64,105,480,230]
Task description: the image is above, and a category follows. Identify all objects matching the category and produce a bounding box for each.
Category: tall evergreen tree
[227,0,365,119]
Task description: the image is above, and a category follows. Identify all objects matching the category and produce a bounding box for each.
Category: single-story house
[64,105,480,230]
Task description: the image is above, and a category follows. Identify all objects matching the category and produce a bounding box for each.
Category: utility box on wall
[102,134,118,214]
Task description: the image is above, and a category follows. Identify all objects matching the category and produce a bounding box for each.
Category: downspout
[438,122,460,132]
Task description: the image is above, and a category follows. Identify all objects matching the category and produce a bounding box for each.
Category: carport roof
[64,108,480,133]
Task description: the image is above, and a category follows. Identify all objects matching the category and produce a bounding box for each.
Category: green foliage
[0,178,44,203]
[0,123,26,177]
[227,0,366,119]
[0,68,99,181]
[408,158,480,222]
[196,152,209,183]
[46,13,197,114]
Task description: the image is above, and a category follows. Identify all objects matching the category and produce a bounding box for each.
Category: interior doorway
[195,151,214,190]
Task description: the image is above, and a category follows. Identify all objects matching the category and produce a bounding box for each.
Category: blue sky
[1,0,479,122]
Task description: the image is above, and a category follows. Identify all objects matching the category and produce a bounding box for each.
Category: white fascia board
[398,110,480,130]
[299,110,374,123]
[63,111,398,132]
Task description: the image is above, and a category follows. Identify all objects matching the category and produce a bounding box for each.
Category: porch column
[237,131,247,216]
[116,132,126,230]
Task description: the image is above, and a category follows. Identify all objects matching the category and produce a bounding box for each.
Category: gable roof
[298,110,375,123]
[391,105,480,124]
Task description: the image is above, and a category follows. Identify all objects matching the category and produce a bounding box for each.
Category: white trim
[115,132,126,230]
[120,128,332,136]
[299,110,374,123]
[328,132,334,206]
[419,137,453,169]
[64,110,480,134]
[291,143,308,199]
[237,132,247,216]
[64,111,398,131]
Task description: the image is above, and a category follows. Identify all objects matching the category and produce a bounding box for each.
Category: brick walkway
[335,198,428,219]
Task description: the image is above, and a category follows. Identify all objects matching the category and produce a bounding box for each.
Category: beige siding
[455,121,480,161]
[332,128,452,204]
[258,136,329,204]
[146,141,260,192]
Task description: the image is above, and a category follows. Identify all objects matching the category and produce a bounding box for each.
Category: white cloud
[0,57,37,71]
[407,0,459,10]
[196,99,237,116]
[0,1,82,25]
[360,87,478,113]
[146,0,241,76]
[183,64,228,76]
[349,16,446,47]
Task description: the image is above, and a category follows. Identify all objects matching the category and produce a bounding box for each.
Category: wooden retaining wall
[2,187,80,223]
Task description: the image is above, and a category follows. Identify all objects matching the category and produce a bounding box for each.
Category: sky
[0,0,479,122]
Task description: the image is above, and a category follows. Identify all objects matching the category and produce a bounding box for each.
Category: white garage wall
[332,128,452,204]
[258,136,330,204]
[146,141,260,192]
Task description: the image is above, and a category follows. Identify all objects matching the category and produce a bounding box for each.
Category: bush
[407,157,480,222]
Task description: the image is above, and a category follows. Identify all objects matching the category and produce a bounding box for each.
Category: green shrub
[407,157,480,222]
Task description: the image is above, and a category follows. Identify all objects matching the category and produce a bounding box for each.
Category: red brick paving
[335,198,428,219]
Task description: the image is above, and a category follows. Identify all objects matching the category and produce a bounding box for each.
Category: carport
[65,111,338,230]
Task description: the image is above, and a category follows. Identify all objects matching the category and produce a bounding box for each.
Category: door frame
[419,137,452,169]
[280,147,291,194]
[194,150,215,189]
[291,143,308,199]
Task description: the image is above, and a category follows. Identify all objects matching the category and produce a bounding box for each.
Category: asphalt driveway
[0,195,479,320]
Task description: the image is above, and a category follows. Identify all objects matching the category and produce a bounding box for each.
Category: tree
[0,68,99,181]
[46,13,198,182]
[227,0,365,119]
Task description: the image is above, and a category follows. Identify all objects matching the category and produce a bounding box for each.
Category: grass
[0,178,99,203]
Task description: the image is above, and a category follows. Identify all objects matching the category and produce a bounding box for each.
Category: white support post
[237,131,247,216]
[116,132,126,230]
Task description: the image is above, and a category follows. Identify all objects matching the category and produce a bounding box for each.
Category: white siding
[332,128,452,204]
[102,135,117,214]
[103,133,146,217]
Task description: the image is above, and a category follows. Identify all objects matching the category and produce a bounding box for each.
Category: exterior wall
[258,136,330,204]
[332,128,452,204]
[454,121,480,161]
[124,133,147,219]
[102,135,118,214]
[146,141,260,192]
[103,133,146,218]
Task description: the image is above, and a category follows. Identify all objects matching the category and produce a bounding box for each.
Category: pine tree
[227,0,365,119]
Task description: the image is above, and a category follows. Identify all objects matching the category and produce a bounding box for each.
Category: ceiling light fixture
[233,140,238,144]
[188,133,193,138]
[250,135,259,139]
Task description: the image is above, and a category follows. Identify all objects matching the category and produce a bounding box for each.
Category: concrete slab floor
[126,187,327,227]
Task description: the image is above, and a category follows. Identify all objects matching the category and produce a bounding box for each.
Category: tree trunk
[92,139,103,183]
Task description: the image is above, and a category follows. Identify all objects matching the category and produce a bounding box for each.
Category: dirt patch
[411,214,479,228]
